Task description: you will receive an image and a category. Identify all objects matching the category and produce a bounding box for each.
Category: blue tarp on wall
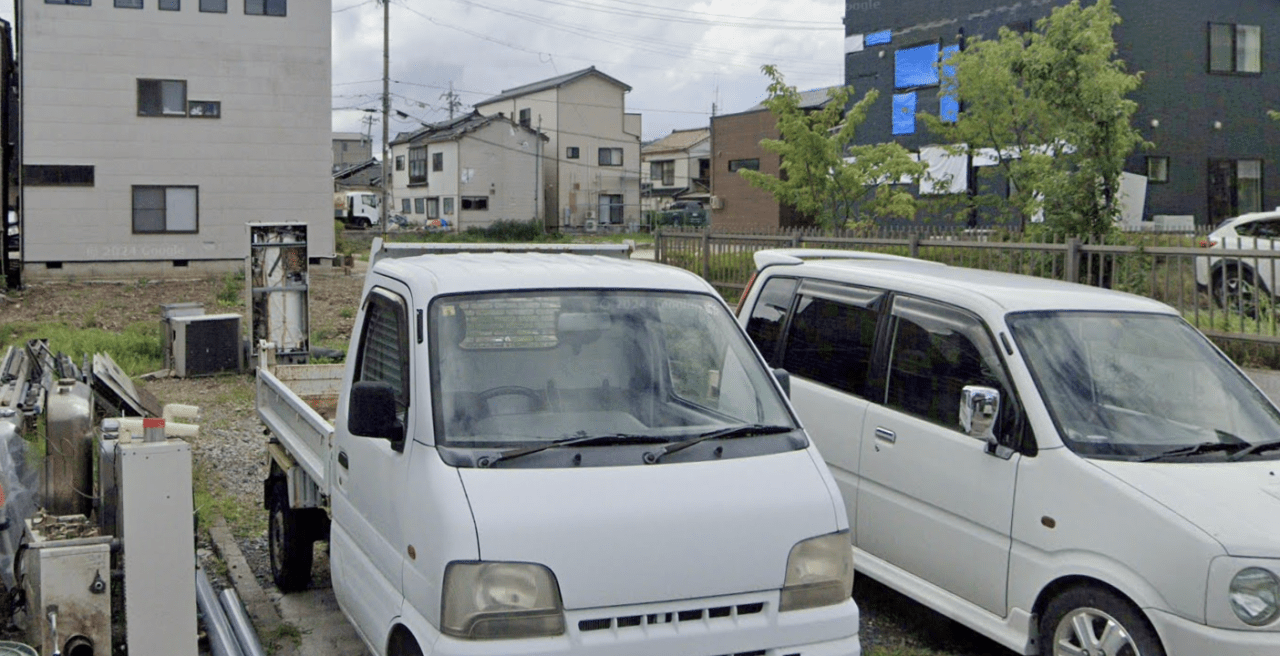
[893,92,917,135]
[866,30,893,46]
[940,45,960,122]
[895,42,940,89]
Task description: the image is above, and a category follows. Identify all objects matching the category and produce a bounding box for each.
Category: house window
[728,159,759,172]
[650,160,675,186]
[461,196,489,211]
[245,0,285,16]
[598,148,623,166]
[1146,156,1170,184]
[188,101,220,118]
[414,198,425,214]
[518,108,531,128]
[566,146,580,159]
[443,198,455,215]
[1210,23,1262,74]
[115,0,142,8]
[601,194,624,223]
[160,0,179,9]
[427,197,440,219]
[138,79,187,117]
[395,155,404,171]
[409,146,427,185]
[200,0,225,11]
[1208,158,1264,224]
[46,0,91,5]
[24,165,95,186]
[133,186,198,234]
[401,198,411,213]
[432,152,444,172]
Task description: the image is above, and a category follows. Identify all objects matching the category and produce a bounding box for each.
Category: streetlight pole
[380,0,390,238]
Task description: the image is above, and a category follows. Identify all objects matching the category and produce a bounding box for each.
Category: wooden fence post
[1066,237,1081,283]
[909,233,920,259]
[701,230,711,281]
[654,229,662,263]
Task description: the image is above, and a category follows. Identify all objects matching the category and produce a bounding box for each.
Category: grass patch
[264,621,305,654]
[216,271,245,308]
[0,321,163,376]
[192,460,267,540]
[865,646,947,656]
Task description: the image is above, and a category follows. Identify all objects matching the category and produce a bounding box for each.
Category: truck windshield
[429,290,796,448]
[1008,311,1280,461]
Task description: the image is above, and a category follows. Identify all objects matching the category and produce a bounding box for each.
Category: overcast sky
[1,0,846,142]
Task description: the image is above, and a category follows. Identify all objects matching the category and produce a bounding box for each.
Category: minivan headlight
[441,562,565,639]
[1230,567,1280,626]
[779,531,854,612]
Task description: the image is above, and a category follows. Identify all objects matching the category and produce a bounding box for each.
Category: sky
[0,0,846,143]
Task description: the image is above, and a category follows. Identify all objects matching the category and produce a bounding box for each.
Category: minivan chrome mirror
[960,385,1000,440]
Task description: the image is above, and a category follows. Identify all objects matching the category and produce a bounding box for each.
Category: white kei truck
[256,241,862,656]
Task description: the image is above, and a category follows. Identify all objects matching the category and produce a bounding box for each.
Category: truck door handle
[338,451,349,469]
[874,428,897,444]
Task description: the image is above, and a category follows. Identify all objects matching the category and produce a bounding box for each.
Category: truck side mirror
[959,385,1000,441]
[349,381,405,451]
[773,368,791,398]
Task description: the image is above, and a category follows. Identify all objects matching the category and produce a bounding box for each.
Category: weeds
[216,271,244,308]
[192,460,267,540]
[0,321,163,376]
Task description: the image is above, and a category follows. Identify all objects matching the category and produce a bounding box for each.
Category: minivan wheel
[268,481,314,592]
[1039,586,1164,656]
[1212,267,1266,317]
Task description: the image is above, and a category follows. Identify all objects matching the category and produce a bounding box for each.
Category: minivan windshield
[430,290,797,449]
[1008,311,1280,461]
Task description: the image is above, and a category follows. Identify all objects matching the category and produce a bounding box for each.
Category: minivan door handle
[874,427,897,444]
[338,450,349,469]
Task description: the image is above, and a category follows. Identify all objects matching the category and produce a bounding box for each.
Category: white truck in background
[256,240,862,656]
[334,191,380,229]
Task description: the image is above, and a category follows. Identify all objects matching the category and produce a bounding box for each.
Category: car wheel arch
[385,623,423,656]
[1029,575,1162,646]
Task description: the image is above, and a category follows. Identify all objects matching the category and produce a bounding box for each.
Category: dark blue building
[844,0,1280,227]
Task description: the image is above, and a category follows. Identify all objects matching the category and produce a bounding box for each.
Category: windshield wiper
[477,434,668,468]
[1139,441,1250,463]
[643,424,794,464]
[1230,439,1280,461]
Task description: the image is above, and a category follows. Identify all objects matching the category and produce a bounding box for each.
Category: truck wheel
[268,481,314,592]
[1039,585,1164,656]
[354,217,371,230]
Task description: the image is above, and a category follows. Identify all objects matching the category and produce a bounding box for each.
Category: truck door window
[781,283,883,397]
[744,276,797,366]
[883,296,1013,435]
[354,289,410,412]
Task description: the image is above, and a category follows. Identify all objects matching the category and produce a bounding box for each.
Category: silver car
[1195,210,1280,314]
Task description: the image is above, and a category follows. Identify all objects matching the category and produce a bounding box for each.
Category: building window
[409,146,426,185]
[1146,156,1170,184]
[200,0,226,11]
[160,0,179,9]
[728,159,759,172]
[518,108,531,128]
[245,0,285,16]
[115,0,142,8]
[24,165,95,186]
[443,197,455,215]
[46,0,91,5]
[461,196,489,211]
[598,148,623,166]
[650,160,675,186]
[432,152,444,172]
[138,79,187,117]
[1210,23,1262,74]
[601,194,624,223]
[395,155,404,171]
[414,198,426,214]
[401,198,411,213]
[188,101,220,118]
[566,146,580,159]
[133,185,198,234]
[427,197,440,219]
[1209,158,1264,224]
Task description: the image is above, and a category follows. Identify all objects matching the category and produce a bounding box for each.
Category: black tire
[1038,585,1165,656]
[355,217,372,230]
[1212,265,1268,317]
[268,481,314,592]
[388,629,424,656]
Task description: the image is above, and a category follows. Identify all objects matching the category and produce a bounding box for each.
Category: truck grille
[577,601,765,633]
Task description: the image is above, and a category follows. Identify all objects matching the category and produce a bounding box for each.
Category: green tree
[739,66,925,230]
[922,0,1146,239]
[1270,110,1280,121]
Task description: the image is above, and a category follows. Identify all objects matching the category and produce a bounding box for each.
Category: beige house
[388,112,544,230]
[332,132,373,173]
[17,0,333,281]
[474,67,641,230]
[641,128,711,213]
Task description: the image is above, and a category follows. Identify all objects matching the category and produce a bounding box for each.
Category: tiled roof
[473,66,631,106]
[642,128,710,154]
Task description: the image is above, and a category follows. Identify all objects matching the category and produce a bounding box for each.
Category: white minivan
[736,250,1280,656]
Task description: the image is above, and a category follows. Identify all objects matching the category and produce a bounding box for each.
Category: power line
[510,0,840,30]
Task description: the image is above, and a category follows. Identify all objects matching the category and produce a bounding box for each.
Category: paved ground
[274,588,370,656]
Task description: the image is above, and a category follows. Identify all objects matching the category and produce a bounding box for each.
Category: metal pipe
[47,605,60,656]
[63,635,94,656]
[195,567,245,656]
[218,588,266,656]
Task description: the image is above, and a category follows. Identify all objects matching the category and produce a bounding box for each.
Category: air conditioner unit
[710,196,724,210]
[585,210,597,220]
[170,314,242,378]
[585,219,598,232]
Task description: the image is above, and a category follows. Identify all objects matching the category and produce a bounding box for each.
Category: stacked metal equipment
[247,223,310,366]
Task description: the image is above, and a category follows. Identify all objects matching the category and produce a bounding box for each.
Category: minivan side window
[744,276,798,366]
[782,284,883,396]
[354,288,411,414]
[883,296,1011,433]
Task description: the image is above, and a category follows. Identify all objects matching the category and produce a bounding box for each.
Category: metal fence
[654,228,1280,348]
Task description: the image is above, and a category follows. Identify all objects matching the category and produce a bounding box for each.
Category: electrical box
[22,518,112,656]
[117,439,198,656]
[169,314,242,378]
[160,302,205,373]
[247,223,310,365]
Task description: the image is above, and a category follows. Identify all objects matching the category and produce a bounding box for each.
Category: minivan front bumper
[1147,608,1279,656]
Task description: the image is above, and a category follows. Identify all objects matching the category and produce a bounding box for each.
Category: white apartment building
[641,127,711,213]
[474,67,641,230]
[18,0,333,281]
[388,111,544,230]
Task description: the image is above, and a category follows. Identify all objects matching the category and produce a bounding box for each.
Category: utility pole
[379,0,390,238]
[441,83,462,120]
[535,116,542,228]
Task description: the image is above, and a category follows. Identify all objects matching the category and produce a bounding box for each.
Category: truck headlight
[1230,567,1280,627]
[779,531,854,612]
[441,562,565,639]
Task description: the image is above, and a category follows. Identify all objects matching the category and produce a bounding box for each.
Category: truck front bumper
[1147,608,1280,656]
